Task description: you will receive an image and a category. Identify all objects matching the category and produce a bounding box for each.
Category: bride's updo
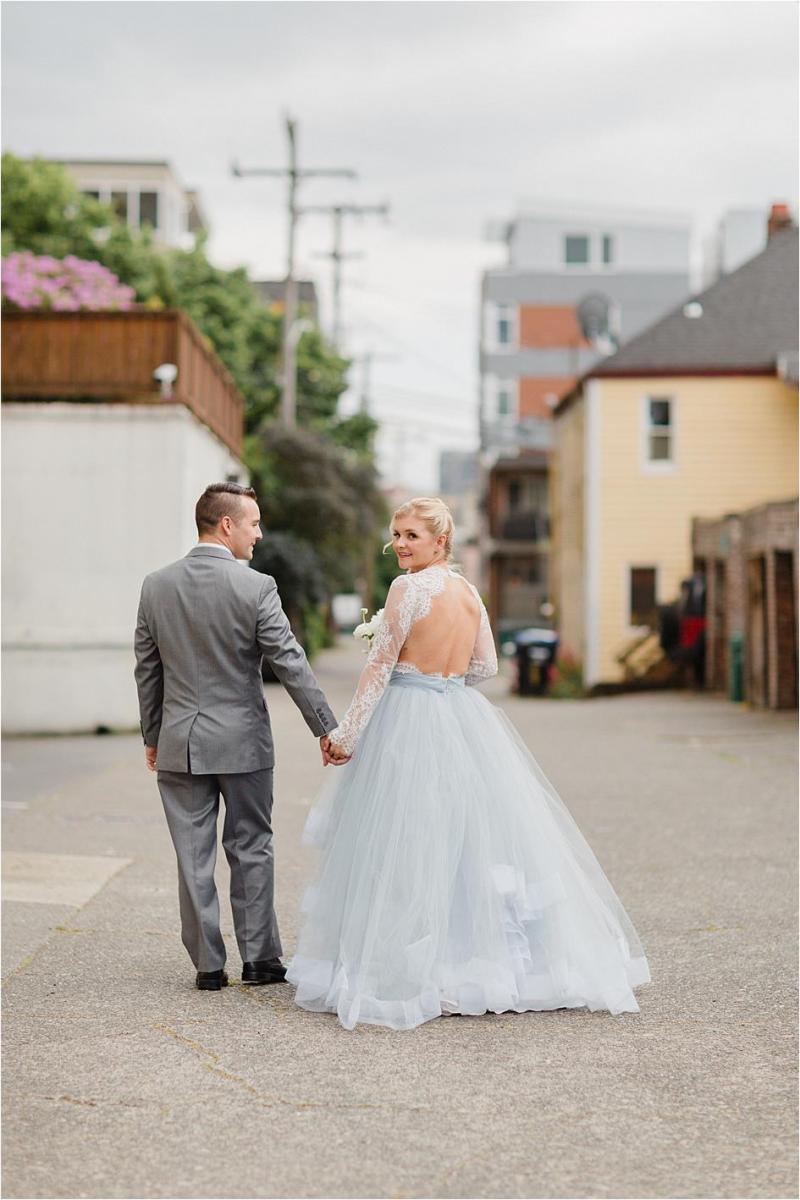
[388,496,457,565]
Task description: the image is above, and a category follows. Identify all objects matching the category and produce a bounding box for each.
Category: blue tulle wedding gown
[286,564,651,1031]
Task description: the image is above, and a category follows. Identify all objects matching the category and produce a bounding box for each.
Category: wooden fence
[2,310,245,457]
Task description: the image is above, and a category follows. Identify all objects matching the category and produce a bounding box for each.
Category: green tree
[2,152,387,644]
[96,222,177,310]
[249,530,331,660]
[1,153,111,260]
[247,421,387,596]
[372,535,403,612]
[1,154,356,446]
[327,410,380,459]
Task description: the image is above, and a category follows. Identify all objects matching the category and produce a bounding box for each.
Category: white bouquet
[353,606,384,653]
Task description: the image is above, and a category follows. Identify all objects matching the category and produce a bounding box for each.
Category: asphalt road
[2,641,797,1199]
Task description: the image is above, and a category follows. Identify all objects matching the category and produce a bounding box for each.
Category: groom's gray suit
[134,543,337,972]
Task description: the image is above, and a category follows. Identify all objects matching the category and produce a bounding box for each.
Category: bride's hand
[320,736,350,766]
[327,739,351,766]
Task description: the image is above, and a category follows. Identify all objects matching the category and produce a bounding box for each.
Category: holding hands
[319,735,351,767]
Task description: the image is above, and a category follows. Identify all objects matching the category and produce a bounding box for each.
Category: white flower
[352,607,384,652]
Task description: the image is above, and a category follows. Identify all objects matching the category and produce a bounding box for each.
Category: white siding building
[57,159,207,249]
[2,311,247,734]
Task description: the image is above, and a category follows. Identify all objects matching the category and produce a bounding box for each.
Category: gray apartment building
[479,202,692,635]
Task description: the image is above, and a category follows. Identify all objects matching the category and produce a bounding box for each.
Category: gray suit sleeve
[256,576,338,737]
[134,581,164,747]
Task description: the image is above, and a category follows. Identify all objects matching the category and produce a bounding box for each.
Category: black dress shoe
[242,959,286,985]
[195,969,229,991]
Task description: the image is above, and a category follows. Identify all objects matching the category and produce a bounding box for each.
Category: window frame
[495,377,517,420]
[483,373,518,422]
[602,233,614,266]
[483,303,518,353]
[564,233,591,266]
[627,564,660,631]
[641,393,677,473]
[139,190,160,230]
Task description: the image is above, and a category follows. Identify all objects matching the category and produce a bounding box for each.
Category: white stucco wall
[2,402,247,733]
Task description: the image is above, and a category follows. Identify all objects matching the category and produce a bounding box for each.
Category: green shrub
[548,652,585,699]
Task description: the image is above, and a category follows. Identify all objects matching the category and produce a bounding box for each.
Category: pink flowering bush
[1,251,136,312]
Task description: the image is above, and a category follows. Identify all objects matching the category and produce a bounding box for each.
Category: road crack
[151,1023,433,1114]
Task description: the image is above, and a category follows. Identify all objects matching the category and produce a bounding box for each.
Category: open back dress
[286,563,651,1031]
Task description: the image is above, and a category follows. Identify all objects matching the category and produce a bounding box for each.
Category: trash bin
[729,633,744,702]
[512,628,559,696]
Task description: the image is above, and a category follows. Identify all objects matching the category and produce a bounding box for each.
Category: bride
[286,497,651,1031]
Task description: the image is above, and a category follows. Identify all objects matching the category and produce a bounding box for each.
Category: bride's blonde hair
[384,496,459,569]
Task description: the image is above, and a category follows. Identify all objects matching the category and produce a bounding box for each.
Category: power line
[343,302,473,389]
[368,411,478,441]
[350,351,401,415]
[301,201,391,349]
[346,278,477,322]
[372,382,477,407]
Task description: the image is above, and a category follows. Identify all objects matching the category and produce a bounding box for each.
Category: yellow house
[551,226,798,687]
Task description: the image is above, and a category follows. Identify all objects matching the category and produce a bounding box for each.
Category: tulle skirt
[286,669,651,1031]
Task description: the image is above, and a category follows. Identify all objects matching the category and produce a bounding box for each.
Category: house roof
[489,448,549,474]
[556,226,798,412]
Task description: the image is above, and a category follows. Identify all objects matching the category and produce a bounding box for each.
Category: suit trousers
[156,767,281,972]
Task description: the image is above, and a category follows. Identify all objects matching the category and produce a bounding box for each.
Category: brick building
[483,451,550,635]
[479,201,691,454]
[478,202,691,630]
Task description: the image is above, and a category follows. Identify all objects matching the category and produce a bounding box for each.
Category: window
[564,235,590,265]
[81,189,100,201]
[602,234,614,265]
[646,396,673,462]
[630,567,657,627]
[484,374,517,422]
[139,191,159,228]
[497,383,513,418]
[111,191,128,221]
[485,303,516,352]
[497,304,513,346]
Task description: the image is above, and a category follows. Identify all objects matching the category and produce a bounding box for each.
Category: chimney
[767,203,794,237]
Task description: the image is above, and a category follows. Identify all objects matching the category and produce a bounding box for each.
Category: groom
[134,482,340,991]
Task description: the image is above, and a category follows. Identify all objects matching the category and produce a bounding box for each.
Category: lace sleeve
[329,576,413,755]
[465,587,498,686]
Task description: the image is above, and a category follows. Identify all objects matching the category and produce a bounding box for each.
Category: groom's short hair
[196,482,258,534]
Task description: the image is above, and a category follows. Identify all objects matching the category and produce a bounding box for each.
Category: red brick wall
[519,305,589,350]
[519,377,576,420]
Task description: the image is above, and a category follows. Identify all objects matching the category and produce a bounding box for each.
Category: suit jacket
[134,544,337,773]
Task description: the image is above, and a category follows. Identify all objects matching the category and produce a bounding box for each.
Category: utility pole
[353,349,399,415]
[301,202,390,350]
[232,116,356,425]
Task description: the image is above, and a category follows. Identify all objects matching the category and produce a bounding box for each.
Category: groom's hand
[320,735,340,766]
[145,745,157,772]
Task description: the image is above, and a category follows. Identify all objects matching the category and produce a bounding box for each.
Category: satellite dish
[576,293,611,342]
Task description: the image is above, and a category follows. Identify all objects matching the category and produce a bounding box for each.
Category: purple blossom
[1,251,135,312]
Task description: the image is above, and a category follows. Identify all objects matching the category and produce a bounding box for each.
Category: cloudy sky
[3,0,797,489]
